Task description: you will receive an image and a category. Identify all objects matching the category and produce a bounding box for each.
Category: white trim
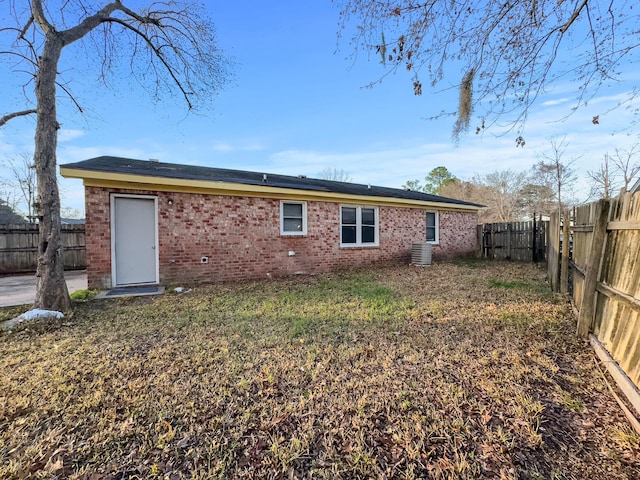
[426,210,439,245]
[340,205,380,247]
[280,200,307,236]
[110,194,159,287]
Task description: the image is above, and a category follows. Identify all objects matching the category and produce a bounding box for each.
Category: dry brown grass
[1,260,639,479]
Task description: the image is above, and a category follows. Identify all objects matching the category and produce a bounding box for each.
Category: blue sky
[1,1,639,215]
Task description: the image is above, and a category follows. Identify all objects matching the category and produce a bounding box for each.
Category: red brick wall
[85,187,478,289]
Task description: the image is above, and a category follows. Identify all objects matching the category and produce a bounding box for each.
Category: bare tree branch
[18,16,34,40]
[102,16,194,108]
[30,0,55,35]
[0,0,229,311]
[55,81,84,114]
[559,0,588,34]
[611,145,640,191]
[0,109,37,127]
[337,0,640,139]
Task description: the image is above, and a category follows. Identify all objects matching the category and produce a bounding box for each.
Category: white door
[112,196,158,286]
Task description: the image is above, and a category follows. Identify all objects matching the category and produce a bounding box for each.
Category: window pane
[284,218,303,232]
[283,203,303,217]
[362,225,375,243]
[426,212,436,241]
[342,207,357,225]
[361,208,375,225]
[342,226,357,243]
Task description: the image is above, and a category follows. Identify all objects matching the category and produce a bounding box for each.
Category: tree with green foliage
[0,1,228,311]
[424,166,456,194]
[401,179,423,191]
[402,166,456,194]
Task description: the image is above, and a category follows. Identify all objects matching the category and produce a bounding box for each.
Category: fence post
[490,224,495,259]
[560,209,571,294]
[577,198,610,338]
[532,214,537,263]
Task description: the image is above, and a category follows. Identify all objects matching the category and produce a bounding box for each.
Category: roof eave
[60,167,482,212]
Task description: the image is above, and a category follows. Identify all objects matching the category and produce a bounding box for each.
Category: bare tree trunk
[33,34,71,312]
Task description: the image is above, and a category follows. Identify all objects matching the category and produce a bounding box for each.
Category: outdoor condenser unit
[411,243,433,266]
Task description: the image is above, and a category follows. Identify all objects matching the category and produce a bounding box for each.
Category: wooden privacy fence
[571,193,640,391]
[0,223,86,274]
[479,219,547,262]
[546,211,562,293]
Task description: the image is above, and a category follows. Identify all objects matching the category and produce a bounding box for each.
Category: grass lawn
[1,261,639,479]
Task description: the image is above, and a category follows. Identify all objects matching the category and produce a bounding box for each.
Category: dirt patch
[1,261,638,479]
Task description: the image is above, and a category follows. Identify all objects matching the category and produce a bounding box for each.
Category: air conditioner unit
[411,243,433,266]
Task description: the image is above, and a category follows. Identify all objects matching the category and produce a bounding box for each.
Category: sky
[1,1,639,216]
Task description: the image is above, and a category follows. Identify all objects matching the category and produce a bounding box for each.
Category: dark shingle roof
[61,156,483,208]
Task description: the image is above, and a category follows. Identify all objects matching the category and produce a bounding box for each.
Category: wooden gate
[480,219,547,262]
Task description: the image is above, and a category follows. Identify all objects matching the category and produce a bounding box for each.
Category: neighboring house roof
[0,202,27,224]
[60,156,484,212]
[61,218,86,225]
[631,177,640,194]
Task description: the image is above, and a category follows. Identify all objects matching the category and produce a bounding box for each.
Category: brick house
[60,157,483,290]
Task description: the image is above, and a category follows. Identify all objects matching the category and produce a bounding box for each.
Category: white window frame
[426,210,439,245]
[340,205,379,247]
[280,200,307,236]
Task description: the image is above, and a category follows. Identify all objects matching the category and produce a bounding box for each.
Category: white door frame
[110,193,159,287]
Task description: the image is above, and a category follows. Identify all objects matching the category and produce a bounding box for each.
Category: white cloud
[541,98,570,107]
[58,129,86,142]
[210,141,265,152]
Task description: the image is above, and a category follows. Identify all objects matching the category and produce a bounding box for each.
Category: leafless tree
[317,167,353,182]
[438,178,493,221]
[60,207,84,220]
[517,183,556,218]
[437,172,530,223]
[532,136,578,212]
[336,1,640,140]
[438,178,480,203]
[533,136,577,294]
[610,145,640,193]
[0,1,228,311]
[0,179,23,222]
[0,179,16,208]
[473,170,528,222]
[5,154,38,221]
[586,153,618,200]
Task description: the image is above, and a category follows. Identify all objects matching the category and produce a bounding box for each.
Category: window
[341,206,378,246]
[280,201,307,235]
[426,211,439,244]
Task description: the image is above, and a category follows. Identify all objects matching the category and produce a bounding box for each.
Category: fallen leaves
[0,261,639,478]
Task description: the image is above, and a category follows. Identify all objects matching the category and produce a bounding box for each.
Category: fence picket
[0,223,86,273]
[480,219,548,263]
[571,192,640,390]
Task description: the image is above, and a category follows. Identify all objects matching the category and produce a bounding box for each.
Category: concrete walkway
[0,270,88,308]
